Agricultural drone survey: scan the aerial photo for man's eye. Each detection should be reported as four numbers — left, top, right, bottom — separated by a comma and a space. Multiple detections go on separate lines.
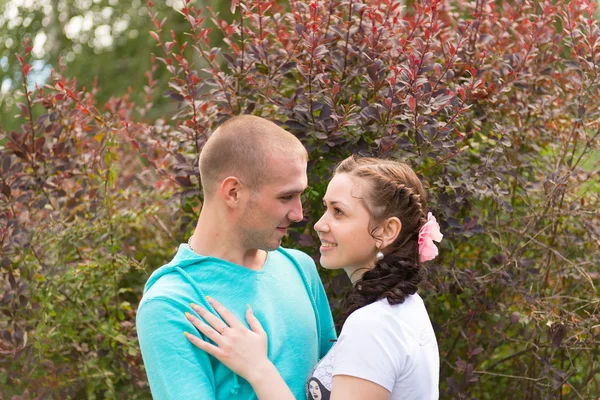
281, 196, 293, 201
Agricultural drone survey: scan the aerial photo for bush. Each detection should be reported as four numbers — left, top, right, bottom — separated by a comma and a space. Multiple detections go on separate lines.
1, 0, 599, 398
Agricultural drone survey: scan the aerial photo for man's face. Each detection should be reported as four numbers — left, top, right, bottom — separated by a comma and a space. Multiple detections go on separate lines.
238, 154, 307, 251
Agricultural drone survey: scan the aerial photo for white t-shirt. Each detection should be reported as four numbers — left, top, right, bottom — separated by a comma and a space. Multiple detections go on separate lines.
305, 293, 439, 400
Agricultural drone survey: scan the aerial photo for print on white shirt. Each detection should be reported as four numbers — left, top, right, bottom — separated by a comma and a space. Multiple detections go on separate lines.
306, 343, 337, 400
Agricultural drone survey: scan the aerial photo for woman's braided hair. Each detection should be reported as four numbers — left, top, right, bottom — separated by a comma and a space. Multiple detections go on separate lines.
335, 155, 429, 329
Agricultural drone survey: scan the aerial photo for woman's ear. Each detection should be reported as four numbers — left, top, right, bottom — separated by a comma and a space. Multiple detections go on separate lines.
380, 217, 402, 249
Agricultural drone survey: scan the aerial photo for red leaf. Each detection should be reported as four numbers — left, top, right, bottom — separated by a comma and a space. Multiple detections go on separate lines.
175, 176, 193, 187
35, 136, 45, 152
1, 183, 11, 199
2, 156, 11, 173
23, 64, 31, 76
408, 96, 417, 113
17, 102, 28, 115
332, 83, 340, 96
149, 31, 160, 42
230, 0, 239, 14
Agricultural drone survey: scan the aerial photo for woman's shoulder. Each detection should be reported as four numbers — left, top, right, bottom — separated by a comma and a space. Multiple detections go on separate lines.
342, 294, 428, 336
342, 298, 397, 331
333, 298, 420, 382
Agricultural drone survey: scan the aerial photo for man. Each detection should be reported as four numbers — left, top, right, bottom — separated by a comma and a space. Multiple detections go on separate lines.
136, 115, 336, 399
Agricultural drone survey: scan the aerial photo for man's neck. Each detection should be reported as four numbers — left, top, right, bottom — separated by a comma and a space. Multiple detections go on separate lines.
189, 208, 268, 271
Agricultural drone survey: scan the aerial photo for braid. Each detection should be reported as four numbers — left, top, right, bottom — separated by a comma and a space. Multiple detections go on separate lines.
393, 182, 427, 223
334, 156, 429, 330
337, 256, 423, 330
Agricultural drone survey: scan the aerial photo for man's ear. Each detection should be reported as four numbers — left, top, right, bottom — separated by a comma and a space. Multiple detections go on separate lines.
219, 176, 245, 208
379, 217, 402, 250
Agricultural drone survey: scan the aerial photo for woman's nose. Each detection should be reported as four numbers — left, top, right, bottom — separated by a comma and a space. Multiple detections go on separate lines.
314, 213, 329, 232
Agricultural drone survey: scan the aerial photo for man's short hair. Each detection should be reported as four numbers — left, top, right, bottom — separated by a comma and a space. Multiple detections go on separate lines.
199, 115, 308, 198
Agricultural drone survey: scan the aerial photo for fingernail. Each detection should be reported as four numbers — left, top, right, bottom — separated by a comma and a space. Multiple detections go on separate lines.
184, 332, 190, 338
185, 312, 193, 320
205, 295, 212, 302
247, 304, 251, 310
190, 302, 198, 310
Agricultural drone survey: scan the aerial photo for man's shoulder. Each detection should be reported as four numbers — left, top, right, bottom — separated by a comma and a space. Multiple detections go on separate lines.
275, 247, 324, 292
278, 246, 316, 268
138, 271, 194, 311
142, 270, 186, 293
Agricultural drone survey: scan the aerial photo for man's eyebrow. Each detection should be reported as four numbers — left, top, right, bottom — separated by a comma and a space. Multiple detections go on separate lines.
278, 188, 306, 197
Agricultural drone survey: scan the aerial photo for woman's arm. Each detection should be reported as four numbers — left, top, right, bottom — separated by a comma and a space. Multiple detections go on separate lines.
185, 298, 390, 400
184, 297, 295, 400
242, 361, 296, 400
331, 375, 390, 400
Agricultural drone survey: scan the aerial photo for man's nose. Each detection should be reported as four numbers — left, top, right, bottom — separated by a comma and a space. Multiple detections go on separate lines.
288, 196, 304, 222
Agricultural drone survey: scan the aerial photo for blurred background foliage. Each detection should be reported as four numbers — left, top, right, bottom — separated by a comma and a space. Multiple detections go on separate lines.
1, 0, 599, 399
0, 0, 236, 130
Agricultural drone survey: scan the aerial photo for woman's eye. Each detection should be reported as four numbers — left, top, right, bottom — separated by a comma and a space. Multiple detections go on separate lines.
334, 208, 343, 216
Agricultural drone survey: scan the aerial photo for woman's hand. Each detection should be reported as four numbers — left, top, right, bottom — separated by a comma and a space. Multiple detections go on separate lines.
184, 296, 272, 383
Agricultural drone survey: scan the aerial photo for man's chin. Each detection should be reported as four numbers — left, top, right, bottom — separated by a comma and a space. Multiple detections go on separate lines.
261, 240, 281, 252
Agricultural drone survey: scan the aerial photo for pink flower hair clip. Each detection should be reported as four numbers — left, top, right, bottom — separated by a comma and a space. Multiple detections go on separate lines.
418, 212, 443, 263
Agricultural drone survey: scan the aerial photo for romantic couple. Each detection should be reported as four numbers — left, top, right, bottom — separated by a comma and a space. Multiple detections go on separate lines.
136, 115, 442, 400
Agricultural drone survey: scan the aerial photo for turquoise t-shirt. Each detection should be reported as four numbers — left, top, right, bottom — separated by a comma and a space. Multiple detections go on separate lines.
136, 244, 336, 400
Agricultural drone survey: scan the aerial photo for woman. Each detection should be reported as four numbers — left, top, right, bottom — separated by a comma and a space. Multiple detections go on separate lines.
184, 156, 442, 399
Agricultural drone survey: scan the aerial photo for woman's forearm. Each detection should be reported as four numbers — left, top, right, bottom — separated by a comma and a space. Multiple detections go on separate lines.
247, 361, 296, 400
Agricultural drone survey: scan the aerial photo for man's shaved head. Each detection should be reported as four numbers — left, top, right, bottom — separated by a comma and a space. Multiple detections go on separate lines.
199, 115, 308, 198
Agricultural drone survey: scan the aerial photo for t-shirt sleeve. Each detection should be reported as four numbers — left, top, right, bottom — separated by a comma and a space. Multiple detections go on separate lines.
332, 307, 410, 392
313, 270, 337, 358
290, 249, 337, 357
136, 297, 216, 399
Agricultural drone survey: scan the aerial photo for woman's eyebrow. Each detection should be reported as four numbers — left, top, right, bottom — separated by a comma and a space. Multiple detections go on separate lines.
323, 199, 349, 208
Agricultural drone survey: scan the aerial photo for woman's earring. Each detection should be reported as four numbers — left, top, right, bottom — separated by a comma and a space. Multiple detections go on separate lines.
376, 251, 384, 261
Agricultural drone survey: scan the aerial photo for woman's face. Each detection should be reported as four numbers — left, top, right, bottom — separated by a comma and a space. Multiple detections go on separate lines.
308, 380, 322, 399
314, 173, 379, 281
